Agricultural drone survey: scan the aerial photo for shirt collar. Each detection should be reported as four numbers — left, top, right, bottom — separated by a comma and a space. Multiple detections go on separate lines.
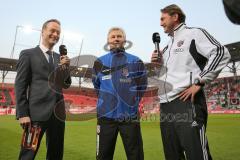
39, 43, 52, 54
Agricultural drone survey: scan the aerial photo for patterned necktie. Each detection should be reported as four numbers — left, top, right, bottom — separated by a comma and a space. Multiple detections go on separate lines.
46, 51, 55, 71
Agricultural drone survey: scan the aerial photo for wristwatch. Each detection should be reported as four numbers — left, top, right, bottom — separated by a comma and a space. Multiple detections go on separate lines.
194, 78, 205, 87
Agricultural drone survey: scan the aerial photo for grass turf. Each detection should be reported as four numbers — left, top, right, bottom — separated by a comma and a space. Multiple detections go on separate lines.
0, 114, 239, 160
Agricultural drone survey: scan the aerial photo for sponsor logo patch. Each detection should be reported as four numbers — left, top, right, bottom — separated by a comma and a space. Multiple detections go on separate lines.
174, 48, 184, 53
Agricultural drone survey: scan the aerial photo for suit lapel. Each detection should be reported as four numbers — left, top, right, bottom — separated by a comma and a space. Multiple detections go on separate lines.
36, 46, 50, 70
36, 46, 61, 71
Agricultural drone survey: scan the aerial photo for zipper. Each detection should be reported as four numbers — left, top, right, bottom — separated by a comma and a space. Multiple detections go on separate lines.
163, 37, 174, 102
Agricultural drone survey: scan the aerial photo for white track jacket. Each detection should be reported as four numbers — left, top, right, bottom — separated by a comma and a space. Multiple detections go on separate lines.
159, 23, 231, 103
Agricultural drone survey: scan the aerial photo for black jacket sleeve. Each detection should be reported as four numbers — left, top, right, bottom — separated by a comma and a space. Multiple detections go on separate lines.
15, 50, 31, 119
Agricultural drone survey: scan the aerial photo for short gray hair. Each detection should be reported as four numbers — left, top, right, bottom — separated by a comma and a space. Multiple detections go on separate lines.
107, 27, 126, 41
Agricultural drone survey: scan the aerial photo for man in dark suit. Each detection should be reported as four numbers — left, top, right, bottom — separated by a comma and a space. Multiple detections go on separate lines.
15, 19, 71, 160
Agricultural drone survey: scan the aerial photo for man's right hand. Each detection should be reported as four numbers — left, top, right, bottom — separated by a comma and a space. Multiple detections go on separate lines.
19, 116, 31, 129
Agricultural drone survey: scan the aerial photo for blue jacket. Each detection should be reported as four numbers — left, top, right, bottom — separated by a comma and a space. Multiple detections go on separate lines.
92, 51, 147, 120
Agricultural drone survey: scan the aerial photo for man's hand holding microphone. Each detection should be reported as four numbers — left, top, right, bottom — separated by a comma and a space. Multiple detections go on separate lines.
151, 32, 162, 67
59, 45, 70, 70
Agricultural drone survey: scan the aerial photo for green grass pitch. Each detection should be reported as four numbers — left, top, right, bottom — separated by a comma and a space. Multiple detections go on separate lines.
0, 114, 239, 160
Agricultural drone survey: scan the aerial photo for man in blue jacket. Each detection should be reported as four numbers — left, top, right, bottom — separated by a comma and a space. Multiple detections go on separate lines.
92, 27, 147, 160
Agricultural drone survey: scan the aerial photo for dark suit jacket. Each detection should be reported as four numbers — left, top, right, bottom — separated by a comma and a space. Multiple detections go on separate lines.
15, 46, 71, 121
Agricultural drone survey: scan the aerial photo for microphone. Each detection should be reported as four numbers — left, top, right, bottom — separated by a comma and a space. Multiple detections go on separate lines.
59, 45, 67, 56
59, 45, 68, 69
152, 32, 161, 60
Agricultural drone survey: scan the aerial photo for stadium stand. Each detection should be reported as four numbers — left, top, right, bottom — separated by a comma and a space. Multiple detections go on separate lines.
1, 75, 239, 116
0, 88, 13, 106
205, 76, 240, 113
0, 41, 239, 116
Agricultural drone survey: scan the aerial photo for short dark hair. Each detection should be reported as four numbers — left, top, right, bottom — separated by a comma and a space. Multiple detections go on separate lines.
161, 4, 186, 23
42, 19, 61, 30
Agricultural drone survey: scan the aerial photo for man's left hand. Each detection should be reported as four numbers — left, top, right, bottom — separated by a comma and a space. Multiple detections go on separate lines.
60, 55, 70, 70
179, 85, 201, 102
60, 55, 70, 66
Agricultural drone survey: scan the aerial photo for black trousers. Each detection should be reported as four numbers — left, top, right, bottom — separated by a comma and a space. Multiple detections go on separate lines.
160, 91, 212, 160
18, 113, 65, 160
96, 118, 144, 160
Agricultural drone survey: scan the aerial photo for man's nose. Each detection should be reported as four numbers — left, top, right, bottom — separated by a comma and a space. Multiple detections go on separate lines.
160, 21, 164, 26
114, 38, 119, 41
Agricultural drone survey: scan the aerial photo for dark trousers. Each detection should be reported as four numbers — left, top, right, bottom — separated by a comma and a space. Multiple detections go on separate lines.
160, 91, 212, 160
18, 113, 65, 160
96, 118, 144, 160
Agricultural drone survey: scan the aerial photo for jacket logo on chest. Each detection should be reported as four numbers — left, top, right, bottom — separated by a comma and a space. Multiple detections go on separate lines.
122, 67, 129, 77
174, 40, 185, 53
177, 40, 184, 47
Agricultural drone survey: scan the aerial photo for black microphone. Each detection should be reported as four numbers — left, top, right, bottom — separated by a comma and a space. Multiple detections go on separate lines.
59, 45, 67, 56
59, 45, 68, 69
152, 32, 161, 60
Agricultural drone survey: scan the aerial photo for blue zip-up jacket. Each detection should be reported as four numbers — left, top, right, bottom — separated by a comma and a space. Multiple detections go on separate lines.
92, 51, 147, 120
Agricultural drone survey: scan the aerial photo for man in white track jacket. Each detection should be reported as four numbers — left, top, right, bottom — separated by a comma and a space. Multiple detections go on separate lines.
151, 4, 231, 160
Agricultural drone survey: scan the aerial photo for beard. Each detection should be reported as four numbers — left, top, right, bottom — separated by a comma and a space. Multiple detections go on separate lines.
109, 43, 125, 53
111, 42, 123, 48
109, 41, 125, 48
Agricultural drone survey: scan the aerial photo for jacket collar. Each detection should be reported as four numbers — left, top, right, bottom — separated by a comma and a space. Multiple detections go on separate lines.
169, 23, 186, 37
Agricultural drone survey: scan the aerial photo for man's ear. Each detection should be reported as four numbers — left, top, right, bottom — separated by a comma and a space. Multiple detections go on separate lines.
173, 13, 179, 22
